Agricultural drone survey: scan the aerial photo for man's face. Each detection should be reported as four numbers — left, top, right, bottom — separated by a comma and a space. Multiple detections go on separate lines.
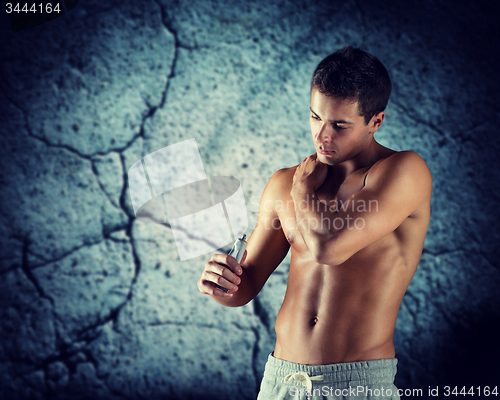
309, 89, 375, 166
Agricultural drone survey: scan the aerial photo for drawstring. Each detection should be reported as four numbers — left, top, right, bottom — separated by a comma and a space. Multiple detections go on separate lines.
284, 371, 324, 393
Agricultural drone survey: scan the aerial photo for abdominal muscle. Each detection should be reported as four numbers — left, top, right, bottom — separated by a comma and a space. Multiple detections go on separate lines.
273, 236, 410, 366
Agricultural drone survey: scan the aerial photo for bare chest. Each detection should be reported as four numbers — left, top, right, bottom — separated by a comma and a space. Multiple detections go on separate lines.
279, 169, 368, 249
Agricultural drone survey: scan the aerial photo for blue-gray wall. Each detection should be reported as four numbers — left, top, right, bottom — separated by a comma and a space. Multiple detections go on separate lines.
1, 0, 499, 399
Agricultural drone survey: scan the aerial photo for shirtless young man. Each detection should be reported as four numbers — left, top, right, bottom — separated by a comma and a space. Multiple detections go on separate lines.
198, 47, 432, 399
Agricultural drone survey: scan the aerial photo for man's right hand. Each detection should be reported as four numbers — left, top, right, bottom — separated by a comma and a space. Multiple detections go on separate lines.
197, 251, 246, 298
197, 169, 292, 306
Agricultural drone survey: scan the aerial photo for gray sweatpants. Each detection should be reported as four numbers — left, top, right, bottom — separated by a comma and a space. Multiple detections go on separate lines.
257, 353, 400, 400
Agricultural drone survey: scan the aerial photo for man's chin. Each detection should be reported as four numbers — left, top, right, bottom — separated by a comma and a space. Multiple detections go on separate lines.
317, 152, 337, 165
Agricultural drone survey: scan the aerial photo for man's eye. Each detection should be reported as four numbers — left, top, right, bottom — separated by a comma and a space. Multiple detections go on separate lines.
335, 123, 347, 130
311, 114, 320, 120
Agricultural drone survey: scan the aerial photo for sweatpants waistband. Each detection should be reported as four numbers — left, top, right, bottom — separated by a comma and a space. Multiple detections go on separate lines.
263, 353, 398, 388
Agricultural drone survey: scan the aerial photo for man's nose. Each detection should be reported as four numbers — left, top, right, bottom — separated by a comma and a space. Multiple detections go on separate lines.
315, 123, 333, 143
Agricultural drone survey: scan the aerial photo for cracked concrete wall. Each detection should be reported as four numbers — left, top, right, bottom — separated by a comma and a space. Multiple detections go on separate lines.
1, 0, 499, 399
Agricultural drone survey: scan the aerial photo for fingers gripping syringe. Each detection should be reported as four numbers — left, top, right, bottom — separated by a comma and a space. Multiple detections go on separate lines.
214, 234, 247, 293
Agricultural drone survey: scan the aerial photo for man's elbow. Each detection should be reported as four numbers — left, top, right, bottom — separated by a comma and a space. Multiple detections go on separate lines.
313, 249, 348, 266
212, 291, 255, 308
308, 234, 348, 266
212, 276, 258, 308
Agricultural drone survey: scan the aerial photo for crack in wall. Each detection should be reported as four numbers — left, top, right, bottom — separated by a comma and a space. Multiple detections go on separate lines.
153, 0, 211, 51
4, 236, 102, 273
147, 319, 248, 332
135, 0, 181, 141
0, 60, 159, 162
0, 85, 94, 160
19, 238, 55, 307
14, 320, 103, 380
252, 296, 271, 332
90, 156, 129, 209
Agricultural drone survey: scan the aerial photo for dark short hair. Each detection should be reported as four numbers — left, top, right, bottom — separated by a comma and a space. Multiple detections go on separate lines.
311, 46, 392, 125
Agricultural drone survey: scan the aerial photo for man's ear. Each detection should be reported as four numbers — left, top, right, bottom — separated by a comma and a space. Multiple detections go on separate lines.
369, 111, 385, 134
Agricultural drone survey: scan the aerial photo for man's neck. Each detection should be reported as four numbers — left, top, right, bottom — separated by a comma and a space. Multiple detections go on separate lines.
327, 139, 383, 182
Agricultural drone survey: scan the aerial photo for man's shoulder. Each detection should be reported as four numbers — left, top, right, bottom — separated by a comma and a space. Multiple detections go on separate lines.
268, 165, 296, 186
371, 150, 431, 177
368, 150, 433, 200
260, 166, 295, 204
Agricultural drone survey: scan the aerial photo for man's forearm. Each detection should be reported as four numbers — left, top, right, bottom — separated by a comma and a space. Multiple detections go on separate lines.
210, 268, 256, 308
291, 184, 336, 259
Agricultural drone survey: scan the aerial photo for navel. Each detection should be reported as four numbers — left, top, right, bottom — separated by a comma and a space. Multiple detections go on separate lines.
310, 316, 319, 326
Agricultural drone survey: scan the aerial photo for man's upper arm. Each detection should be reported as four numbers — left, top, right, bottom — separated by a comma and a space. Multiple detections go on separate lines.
317, 151, 432, 265
243, 169, 290, 296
